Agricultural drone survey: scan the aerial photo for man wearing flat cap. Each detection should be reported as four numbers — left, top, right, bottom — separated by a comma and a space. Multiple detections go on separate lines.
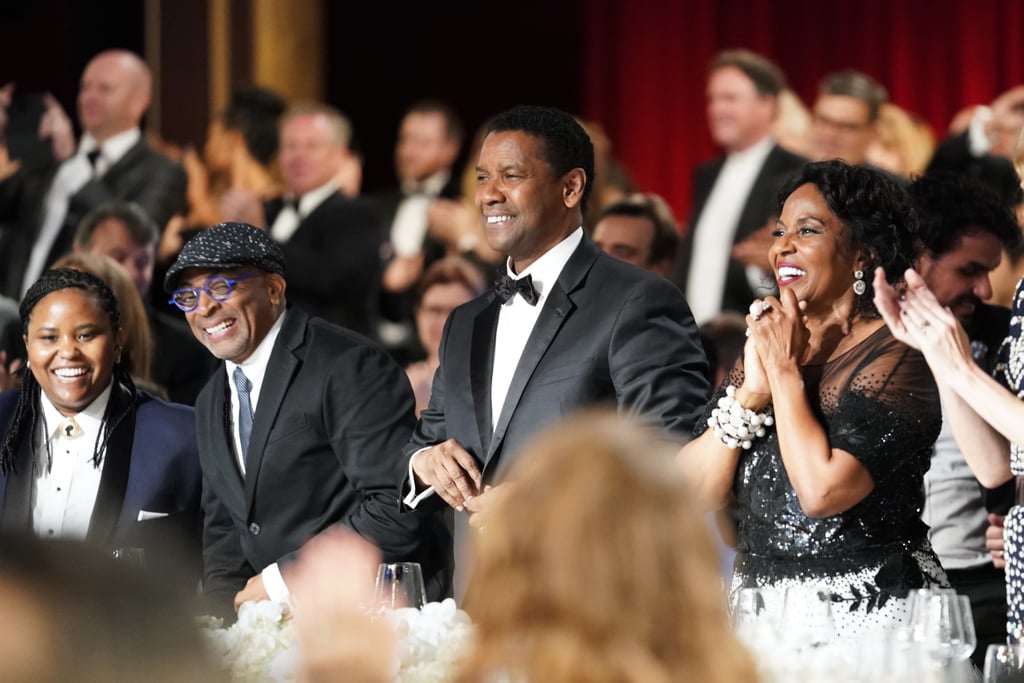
165, 221, 449, 615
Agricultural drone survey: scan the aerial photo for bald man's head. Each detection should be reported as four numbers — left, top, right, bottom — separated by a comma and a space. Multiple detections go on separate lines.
78, 50, 152, 143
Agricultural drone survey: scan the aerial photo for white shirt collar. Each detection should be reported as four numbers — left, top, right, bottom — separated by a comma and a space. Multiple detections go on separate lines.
725, 135, 775, 165
504, 226, 583, 303
79, 128, 141, 166
225, 308, 288, 391
39, 381, 114, 442
288, 179, 339, 218
401, 169, 450, 197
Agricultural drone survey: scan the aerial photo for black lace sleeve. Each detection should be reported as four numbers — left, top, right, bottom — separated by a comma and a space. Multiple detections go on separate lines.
824, 330, 942, 484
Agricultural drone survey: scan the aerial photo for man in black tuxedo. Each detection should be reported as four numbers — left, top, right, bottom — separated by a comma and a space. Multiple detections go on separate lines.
375, 100, 466, 362
165, 222, 447, 615
400, 105, 710, 593
0, 50, 186, 299
262, 103, 383, 339
672, 49, 806, 325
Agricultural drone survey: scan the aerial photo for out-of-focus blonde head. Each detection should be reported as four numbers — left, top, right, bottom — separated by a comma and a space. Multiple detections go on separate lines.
866, 103, 935, 177
457, 410, 757, 683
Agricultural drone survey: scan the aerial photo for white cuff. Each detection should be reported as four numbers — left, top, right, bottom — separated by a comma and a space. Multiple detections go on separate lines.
261, 562, 291, 606
402, 447, 437, 508
967, 105, 994, 157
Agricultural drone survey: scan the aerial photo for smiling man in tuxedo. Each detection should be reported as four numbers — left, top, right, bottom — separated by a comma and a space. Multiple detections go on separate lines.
401, 105, 710, 594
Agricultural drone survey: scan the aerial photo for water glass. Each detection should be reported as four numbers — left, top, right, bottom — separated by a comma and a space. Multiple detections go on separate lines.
374, 562, 426, 611
984, 643, 1024, 682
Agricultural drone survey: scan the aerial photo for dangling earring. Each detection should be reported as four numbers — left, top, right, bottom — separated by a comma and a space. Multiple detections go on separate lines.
853, 269, 866, 296
114, 348, 122, 364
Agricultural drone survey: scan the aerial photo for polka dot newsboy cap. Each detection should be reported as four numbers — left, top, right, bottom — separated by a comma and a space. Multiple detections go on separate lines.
164, 222, 286, 292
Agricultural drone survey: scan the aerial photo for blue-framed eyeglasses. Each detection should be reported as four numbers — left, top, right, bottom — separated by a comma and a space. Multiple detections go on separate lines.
168, 271, 257, 312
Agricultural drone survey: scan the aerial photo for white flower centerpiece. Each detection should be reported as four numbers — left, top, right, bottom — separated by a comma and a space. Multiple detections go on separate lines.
200, 598, 474, 683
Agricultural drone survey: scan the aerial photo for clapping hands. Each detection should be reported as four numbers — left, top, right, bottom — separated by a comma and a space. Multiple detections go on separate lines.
873, 267, 974, 374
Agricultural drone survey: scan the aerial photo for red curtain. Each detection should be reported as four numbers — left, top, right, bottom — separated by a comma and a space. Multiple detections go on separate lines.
583, 0, 1024, 227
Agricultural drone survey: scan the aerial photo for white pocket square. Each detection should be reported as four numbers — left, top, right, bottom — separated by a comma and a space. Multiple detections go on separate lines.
137, 510, 169, 521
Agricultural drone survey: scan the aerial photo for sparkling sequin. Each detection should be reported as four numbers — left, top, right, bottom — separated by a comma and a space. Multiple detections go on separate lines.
993, 278, 1024, 640
697, 325, 947, 636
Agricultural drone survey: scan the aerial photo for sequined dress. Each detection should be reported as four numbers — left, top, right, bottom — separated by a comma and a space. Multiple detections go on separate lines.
994, 278, 1024, 641
698, 325, 947, 638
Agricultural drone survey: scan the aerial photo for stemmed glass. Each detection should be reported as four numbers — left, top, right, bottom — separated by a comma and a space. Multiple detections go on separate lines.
984, 643, 1024, 682
914, 590, 975, 663
373, 562, 426, 612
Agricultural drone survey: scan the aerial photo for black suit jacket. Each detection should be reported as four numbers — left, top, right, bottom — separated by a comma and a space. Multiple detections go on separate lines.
264, 191, 384, 339
672, 143, 807, 316
197, 308, 449, 612
0, 383, 203, 589
403, 236, 710, 592
0, 137, 186, 298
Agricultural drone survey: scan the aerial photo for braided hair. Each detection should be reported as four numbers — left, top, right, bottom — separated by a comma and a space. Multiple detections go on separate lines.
0, 268, 136, 474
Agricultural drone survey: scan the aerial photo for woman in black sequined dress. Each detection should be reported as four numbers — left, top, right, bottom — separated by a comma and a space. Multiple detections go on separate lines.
680, 160, 948, 638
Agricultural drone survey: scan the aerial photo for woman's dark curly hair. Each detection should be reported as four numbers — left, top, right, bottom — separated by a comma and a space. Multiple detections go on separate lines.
777, 160, 918, 319
0, 268, 134, 474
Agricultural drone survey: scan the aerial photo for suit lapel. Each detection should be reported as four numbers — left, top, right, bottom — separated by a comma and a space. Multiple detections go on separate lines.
86, 382, 136, 546
242, 310, 304, 507
486, 238, 598, 464
0, 434, 34, 533
204, 365, 244, 491
470, 295, 500, 458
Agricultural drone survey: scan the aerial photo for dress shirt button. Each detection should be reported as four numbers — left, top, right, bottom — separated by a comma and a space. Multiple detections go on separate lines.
249, 522, 261, 535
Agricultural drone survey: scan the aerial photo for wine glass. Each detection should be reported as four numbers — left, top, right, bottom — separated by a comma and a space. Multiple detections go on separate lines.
918, 590, 974, 662
779, 584, 836, 649
984, 643, 1024, 682
956, 595, 978, 662
374, 562, 426, 612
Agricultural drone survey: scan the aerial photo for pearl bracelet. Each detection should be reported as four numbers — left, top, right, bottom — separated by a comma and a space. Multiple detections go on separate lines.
707, 385, 774, 450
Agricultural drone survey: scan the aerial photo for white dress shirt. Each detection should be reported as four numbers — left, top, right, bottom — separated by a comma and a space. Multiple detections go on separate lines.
223, 308, 288, 604
32, 383, 114, 540
22, 129, 141, 295
685, 135, 774, 325
269, 179, 338, 244
390, 170, 451, 257
404, 227, 584, 507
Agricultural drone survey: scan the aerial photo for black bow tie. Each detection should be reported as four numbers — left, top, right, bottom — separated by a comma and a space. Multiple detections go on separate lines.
494, 272, 539, 305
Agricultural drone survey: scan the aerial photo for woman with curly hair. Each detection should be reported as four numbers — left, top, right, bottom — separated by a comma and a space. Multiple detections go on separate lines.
679, 160, 948, 637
